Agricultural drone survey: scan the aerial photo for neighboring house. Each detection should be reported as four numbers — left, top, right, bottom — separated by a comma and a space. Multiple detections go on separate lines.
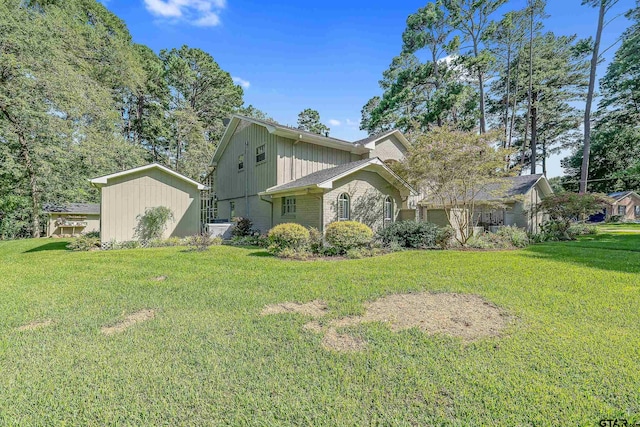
90, 164, 205, 242
43, 203, 100, 237
605, 191, 640, 221
209, 115, 416, 233
420, 174, 554, 234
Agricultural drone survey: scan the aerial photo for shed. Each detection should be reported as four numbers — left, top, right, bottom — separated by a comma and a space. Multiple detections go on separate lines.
90, 164, 205, 242
43, 203, 100, 237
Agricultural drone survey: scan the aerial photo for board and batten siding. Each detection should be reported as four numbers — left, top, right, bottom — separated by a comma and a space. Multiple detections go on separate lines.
100, 169, 200, 242
276, 139, 356, 185
215, 122, 278, 201
323, 170, 403, 231
368, 135, 407, 162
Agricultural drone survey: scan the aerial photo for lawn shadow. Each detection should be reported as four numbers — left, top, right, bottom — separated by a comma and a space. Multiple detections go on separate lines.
246, 250, 273, 258
522, 234, 640, 274
24, 241, 70, 253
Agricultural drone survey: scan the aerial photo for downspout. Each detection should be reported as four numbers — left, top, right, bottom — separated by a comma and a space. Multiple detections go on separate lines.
260, 195, 273, 229
245, 141, 249, 219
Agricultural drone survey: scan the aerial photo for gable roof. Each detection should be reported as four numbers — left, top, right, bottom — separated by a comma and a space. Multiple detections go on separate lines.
43, 203, 100, 215
212, 115, 371, 164
421, 174, 553, 205
353, 129, 412, 151
259, 157, 416, 196
90, 163, 206, 190
608, 191, 639, 201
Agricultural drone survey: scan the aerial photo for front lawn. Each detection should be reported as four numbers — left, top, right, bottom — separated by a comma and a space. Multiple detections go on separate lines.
0, 233, 638, 425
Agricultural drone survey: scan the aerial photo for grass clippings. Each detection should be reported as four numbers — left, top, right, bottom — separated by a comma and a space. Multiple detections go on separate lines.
261, 300, 328, 317
17, 319, 53, 331
101, 309, 156, 335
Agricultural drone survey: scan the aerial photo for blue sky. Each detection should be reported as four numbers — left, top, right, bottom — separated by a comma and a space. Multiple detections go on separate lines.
103, 0, 634, 177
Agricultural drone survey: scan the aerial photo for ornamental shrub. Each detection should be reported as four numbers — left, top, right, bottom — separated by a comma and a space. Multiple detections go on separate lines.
325, 221, 373, 253
66, 235, 101, 251
495, 225, 529, 248
567, 223, 597, 238
133, 206, 174, 241
232, 217, 254, 237
267, 223, 310, 254
377, 220, 439, 249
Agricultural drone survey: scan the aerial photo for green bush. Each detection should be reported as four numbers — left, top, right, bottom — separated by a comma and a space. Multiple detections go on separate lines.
325, 221, 373, 253
231, 217, 254, 237
66, 235, 101, 251
84, 231, 100, 238
377, 221, 439, 249
277, 247, 312, 260
436, 226, 455, 249
228, 235, 269, 247
133, 206, 174, 241
495, 225, 529, 248
308, 227, 323, 254
567, 223, 598, 237
185, 234, 223, 251
267, 223, 310, 254
466, 234, 495, 249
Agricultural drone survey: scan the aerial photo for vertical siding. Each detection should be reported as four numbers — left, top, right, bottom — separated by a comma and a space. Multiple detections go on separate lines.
100, 169, 200, 242
276, 139, 354, 185
322, 171, 402, 232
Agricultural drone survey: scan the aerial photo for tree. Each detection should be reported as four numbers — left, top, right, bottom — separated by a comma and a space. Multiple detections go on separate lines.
397, 127, 514, 244
237, 105, 274, 122
563, 6, 640, 193
297, 108, 330, 135
579, 0, 621, 193
444, 0, 507, 134
536, 192, 612, 239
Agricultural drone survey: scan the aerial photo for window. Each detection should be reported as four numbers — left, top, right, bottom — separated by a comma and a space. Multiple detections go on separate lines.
337, 193, 350, 221
618, 205, 627, 216
384, 196, 393, 222
230, 201, 235, 218
282, 196, 296, 215
238, 154, 244, 171
256, 144, 265, 163
635, 205, 640, 217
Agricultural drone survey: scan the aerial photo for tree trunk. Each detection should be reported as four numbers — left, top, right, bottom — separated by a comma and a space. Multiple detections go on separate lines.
542, 138, 547, 176
478, 68, 487, 134
530, 91, 538, 174
522, 0, 535, 168
580, 0, 606, 193
504, 44, 512, 147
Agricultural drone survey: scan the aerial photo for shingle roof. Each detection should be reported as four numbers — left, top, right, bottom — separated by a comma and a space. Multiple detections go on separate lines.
475, 174, 543, 201
43, 203, 100, 214
352, 129, 397, 146
265, 158, 374, 193
608, 191, 634, 200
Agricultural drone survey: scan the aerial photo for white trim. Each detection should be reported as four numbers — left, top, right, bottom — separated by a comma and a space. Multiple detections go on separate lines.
612, 191, 640, 202
90, 163, 205, 190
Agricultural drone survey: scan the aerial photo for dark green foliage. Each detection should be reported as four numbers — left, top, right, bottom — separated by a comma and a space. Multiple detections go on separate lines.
297, 108, 330, 136
377, 221, 440, 249
536, 193, 611, 239
231, 218, 254, 237
133, 206, 174, 241
66, 235, 101, 251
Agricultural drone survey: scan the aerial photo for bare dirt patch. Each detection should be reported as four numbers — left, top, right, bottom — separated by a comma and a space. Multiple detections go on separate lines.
321, 292, 509, 352
261, 300, 328, 317
152, 276, 168, 281
101, 309, 156, 335
321, 328, 367, 352
302, 320, 324, 333
17, 319, 53, 331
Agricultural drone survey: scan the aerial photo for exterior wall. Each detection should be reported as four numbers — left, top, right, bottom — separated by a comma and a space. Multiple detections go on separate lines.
368, 135, 407, 162
48, 213, 100, 236
322, 170, 403, 231
276, 138, 355, 185
100, 169, 200, 242
214, 122, 278, 202
609, 194, 640, 220
272, 194, 322, 230
215, 195, 273, 233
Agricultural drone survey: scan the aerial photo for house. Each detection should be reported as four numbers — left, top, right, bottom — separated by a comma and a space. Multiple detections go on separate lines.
90, 164, 205, 242
208, 115, 417, 233
419, 174, 554, 234
605, 191, 640, 221
43, 203, 100, 237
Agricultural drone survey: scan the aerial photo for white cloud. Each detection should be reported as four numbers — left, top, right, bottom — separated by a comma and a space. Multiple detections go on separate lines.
143, 0, 226, 27
232, 77, 250, 88
346, 118, 359, 127
328, 119, 341, 127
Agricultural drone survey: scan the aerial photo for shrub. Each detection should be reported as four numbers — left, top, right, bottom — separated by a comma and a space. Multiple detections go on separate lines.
435, 226, 455, 249
325, 221, 373, 253
134, 206, 174, 241
308, 227, 323, 254
228, 234, 269, 247
377, 221, 439, 249
466, 234, 495, 249
84, 231, 100, 238
185, 234, 223, 251
606, 215, 622, 223
567, 223, 598, 237
66, 235, 101, 251
277, 248, 313, 260
232, 217, 254, 237
267, 223, 310, 254
345, 247, 388, 259
495, 226, 529, 248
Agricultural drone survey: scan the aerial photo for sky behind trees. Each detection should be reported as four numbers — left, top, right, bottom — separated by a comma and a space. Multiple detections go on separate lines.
102, 0, 631, 176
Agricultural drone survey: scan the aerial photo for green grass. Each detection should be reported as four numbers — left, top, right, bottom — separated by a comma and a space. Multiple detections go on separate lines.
0, 233, 639, 426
